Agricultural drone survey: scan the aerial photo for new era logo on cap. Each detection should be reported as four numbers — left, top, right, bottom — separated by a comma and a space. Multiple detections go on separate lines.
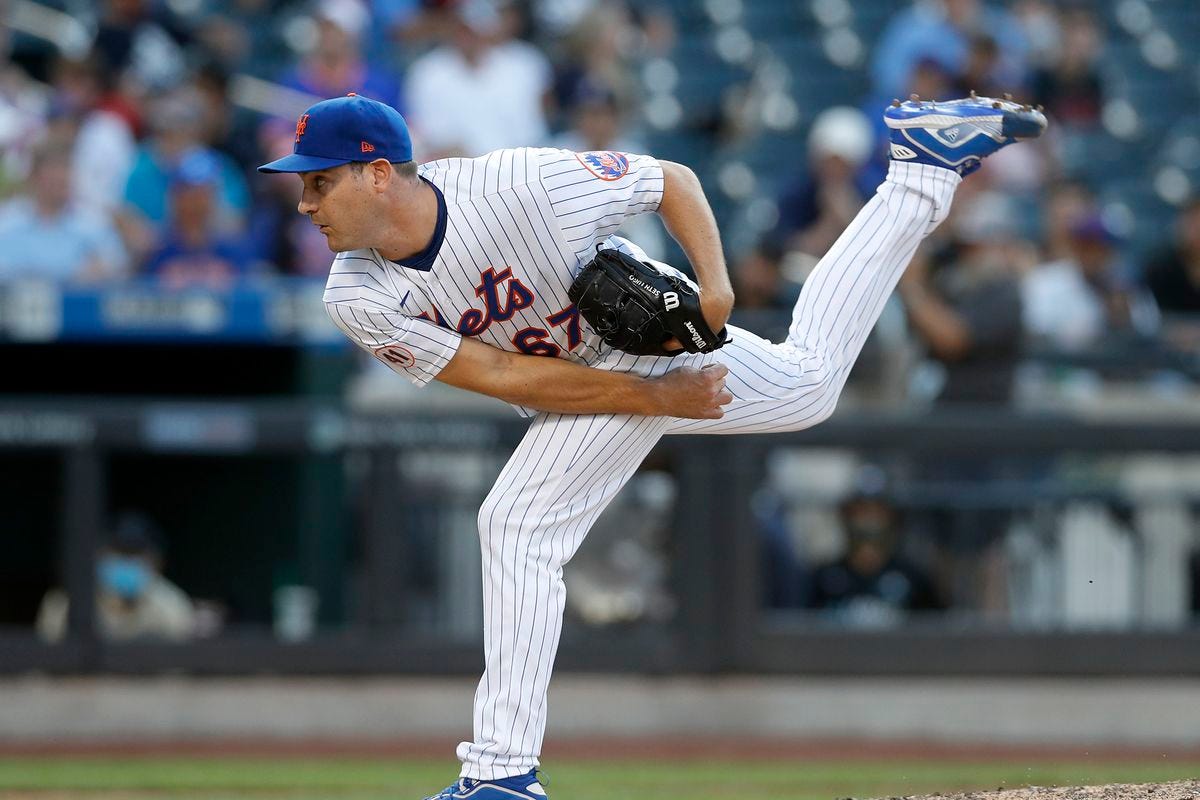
257, 93, 413, 174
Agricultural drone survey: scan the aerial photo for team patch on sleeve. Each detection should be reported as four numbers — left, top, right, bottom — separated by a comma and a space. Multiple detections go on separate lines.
575, 151, 630, 181
373, 344, 416, 369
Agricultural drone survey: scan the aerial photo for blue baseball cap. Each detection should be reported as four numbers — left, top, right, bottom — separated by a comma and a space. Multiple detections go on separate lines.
257, 93, 413, 174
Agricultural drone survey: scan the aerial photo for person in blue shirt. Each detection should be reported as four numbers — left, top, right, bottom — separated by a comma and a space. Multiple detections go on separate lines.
871, 0, 1029, 102
142, 148, 250, 290
122, 85, 250, 233
0, 135, 128, 283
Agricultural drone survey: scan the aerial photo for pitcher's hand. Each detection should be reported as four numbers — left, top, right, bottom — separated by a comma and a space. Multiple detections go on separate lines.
648, 363, 732, 419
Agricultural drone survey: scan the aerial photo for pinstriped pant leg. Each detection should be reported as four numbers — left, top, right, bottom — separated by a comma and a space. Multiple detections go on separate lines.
668, 161, 960, 436
455, 161, 961, 777
457, 411, 674, 780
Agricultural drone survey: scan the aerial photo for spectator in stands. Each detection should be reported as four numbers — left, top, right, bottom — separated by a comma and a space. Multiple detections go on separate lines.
93, 0, 192, 91
193, 60, 260, 176
552, 80, 665, 259
899, 192, 1027, 405
903, 198, 1031, 595
1143, 197, 1200, 314
548, 4, 640, 132
727, 240, 802, 344
47, 53, 139, 214
194, 0, 290, 74
951, 34, 1004, 98
807, 465, 942, 626
862, 58, 956, 190
906, 57, 956, 103
553, 80, 639, 154
0, 27, 51, 192
404, 0, 552, 158
142, 148, 251, 290
1029, 6, 1105, 129
1040, 180, 1095, 263
730, 239, 801, 313
1139, 197, 1200, 355
369, 0, 447, 51
123, 85, 250, 238
1012, 0, 1062, 69
0, 135, 128, 284
36, 511, 195, 643
277, 0, 402, 111
1023, 212, 1158, 350
871, 0, 1028, 103
774, 106, 875, 259
530, 0, 674, 58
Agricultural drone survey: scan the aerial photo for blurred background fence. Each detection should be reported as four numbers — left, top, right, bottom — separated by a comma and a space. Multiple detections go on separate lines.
2, 0, 1200, 682
4, 394, 1200, 676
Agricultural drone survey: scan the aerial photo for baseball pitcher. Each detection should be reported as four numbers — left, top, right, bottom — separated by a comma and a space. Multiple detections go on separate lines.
258, 90, 1046, 799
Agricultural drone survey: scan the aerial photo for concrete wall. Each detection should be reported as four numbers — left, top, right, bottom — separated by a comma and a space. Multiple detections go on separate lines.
3, 676, 1199, 747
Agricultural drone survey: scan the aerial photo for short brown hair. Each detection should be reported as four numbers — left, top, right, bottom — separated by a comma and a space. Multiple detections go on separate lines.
350, 160, 417, 180
394, 160, 418, 181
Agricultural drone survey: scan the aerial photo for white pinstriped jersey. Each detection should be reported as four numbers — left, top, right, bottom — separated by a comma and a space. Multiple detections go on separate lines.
323, 147, 664, 396
316, 137, 967, 781
449, 160, 962, 780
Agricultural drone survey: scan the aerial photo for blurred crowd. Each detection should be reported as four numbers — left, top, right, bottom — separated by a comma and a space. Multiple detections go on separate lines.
9, 0, 1199, 641
0, 0, 1196, 402
0, 0, 676, 288
725, 0, 1200, 406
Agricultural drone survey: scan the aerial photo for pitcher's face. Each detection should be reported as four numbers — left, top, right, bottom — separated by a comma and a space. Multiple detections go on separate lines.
296, 164, 374, 252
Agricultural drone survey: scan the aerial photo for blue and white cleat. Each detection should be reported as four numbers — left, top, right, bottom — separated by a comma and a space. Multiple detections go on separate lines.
423, 769, 548, 800
884, 92, 1048, 176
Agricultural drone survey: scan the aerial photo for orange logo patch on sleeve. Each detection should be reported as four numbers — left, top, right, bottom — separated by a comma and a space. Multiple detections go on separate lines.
576, 151, 630, 181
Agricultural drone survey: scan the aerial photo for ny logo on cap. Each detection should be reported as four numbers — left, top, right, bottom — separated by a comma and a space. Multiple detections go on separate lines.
295, 113, 309, 142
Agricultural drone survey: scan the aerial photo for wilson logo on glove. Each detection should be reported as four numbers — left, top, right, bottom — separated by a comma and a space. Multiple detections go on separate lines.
683, 322, 707, 350
568, 247, 730, 357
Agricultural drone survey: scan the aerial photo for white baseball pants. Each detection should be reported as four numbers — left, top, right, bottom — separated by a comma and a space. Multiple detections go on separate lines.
458, 162, 960, 778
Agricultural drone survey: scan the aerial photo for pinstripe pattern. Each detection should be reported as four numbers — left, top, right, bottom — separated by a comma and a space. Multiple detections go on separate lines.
317, 148, 960, 780
666, 161, 958, 435
457, 411, 673, 778
322, 147, 664, 403
456, 162, 958, 781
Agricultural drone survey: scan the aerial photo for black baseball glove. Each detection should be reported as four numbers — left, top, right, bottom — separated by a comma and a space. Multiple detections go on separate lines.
568, 247, 731, 357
